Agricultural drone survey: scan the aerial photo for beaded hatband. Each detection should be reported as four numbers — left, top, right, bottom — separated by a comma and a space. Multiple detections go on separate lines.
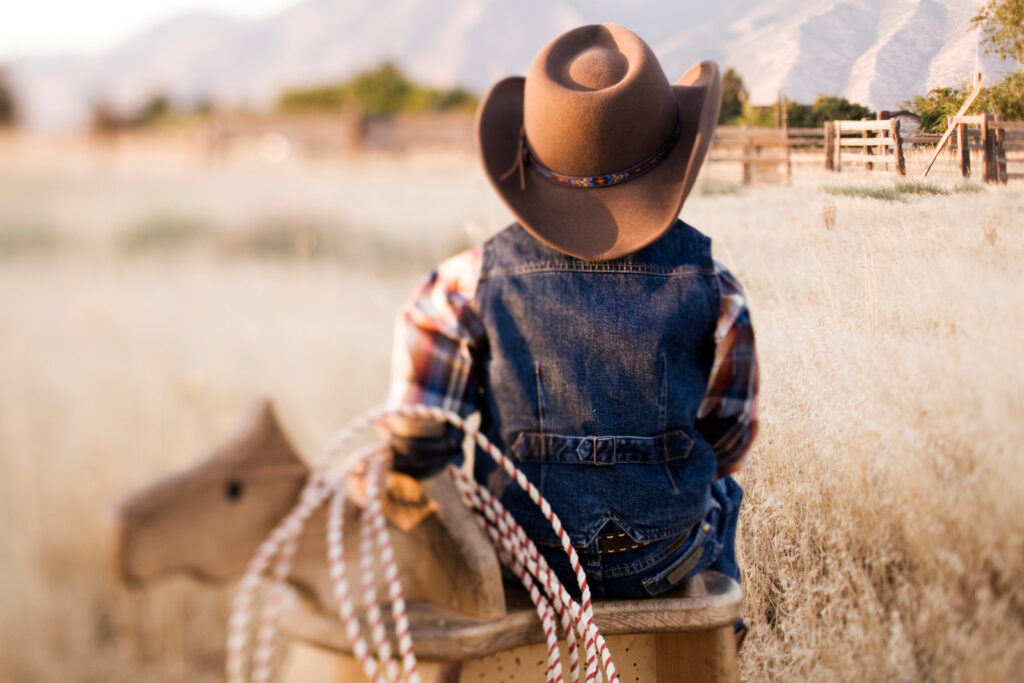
525, 114, 681, 189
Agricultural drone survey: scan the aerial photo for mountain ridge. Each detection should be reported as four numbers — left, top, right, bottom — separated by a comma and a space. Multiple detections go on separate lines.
9, 0, 1007, 131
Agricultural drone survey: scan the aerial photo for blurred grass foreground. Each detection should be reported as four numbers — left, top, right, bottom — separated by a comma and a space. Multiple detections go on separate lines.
0, 127, 1023, 682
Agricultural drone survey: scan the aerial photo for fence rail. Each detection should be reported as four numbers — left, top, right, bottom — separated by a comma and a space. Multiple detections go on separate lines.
947, 113, 1021, 182
902, 134, 942, 146
695, 114, 1022, 184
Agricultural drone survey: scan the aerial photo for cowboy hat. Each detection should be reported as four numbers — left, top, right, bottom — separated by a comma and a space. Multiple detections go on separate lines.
477, 24, 721, 261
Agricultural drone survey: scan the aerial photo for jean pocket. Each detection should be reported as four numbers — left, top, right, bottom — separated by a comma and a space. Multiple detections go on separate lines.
640, 504, 722, 597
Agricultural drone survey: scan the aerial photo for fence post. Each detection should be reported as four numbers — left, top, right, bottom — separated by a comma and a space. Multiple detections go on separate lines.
862, 125, 872, 171
956, 120, 970, 177
781, 96, 792, 186
980, 113, 992, 183
824, 121, 835, 171
890, 118, 906, 176
993, 114, 1007, 183
833, 121, 842, 172
741, 126, 753, 185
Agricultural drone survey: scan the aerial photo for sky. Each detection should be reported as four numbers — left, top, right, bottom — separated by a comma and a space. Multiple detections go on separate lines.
0, 0, 298, 61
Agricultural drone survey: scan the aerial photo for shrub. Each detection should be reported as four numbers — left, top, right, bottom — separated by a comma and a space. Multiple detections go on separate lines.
118, 216, 211, 254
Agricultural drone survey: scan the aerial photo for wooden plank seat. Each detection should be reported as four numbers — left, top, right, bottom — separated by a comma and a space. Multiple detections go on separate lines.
115, 400, 743, 682
280, 571, 742, 661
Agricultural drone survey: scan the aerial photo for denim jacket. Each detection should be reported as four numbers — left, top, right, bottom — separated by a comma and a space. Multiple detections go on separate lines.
473, 221, 720, 548
389, 219, 758, 555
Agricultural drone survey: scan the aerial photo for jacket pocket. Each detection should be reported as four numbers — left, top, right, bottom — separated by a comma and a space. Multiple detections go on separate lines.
640, 499, 722, 596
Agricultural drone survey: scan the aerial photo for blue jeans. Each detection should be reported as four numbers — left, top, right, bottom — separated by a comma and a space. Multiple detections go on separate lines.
534, 477, 742, 600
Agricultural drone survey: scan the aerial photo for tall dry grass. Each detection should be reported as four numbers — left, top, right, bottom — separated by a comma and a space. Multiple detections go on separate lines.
0, 137, 1021, 681
684, 180, 1024, 680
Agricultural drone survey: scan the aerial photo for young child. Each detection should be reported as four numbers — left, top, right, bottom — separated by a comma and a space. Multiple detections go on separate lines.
387, 24, 757, 613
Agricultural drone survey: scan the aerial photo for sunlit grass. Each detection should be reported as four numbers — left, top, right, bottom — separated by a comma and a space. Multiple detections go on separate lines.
0, 223, 60, 257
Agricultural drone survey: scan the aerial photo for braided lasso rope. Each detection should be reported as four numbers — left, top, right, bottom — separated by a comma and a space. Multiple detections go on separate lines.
226, 403, 620, 683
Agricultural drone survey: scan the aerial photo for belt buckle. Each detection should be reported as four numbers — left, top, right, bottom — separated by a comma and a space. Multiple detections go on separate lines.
592, 436, 616, 466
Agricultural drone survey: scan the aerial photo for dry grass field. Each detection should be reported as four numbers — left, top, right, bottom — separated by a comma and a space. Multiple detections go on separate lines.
1, 135, 1022, 682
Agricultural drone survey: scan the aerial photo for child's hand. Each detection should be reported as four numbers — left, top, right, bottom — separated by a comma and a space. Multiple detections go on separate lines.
388, 420, 463, 479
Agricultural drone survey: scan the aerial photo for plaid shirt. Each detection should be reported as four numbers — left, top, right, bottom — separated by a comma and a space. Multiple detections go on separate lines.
389, 247, 758, 477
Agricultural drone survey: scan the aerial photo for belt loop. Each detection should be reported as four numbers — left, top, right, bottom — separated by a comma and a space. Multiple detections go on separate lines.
593, 436, 616, 466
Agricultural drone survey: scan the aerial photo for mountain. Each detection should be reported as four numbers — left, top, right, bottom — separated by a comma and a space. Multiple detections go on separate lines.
8, 0, 1008, 131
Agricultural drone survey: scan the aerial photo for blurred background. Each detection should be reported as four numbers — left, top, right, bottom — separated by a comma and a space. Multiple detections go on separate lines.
2, 1, 1023, 681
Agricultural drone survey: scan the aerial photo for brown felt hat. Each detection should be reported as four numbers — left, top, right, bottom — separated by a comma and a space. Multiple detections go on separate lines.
477, 24, 722, 261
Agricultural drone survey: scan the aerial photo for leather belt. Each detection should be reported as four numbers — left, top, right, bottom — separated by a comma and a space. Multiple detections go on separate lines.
596, 523, 708, 556
596, 531, 649, 555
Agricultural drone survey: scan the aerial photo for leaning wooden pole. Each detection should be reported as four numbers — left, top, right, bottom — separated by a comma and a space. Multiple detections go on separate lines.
922, 77, 984, 177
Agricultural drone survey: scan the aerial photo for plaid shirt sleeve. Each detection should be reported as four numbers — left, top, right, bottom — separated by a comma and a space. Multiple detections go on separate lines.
388, 247, 485, 419
696, 261, 759, 477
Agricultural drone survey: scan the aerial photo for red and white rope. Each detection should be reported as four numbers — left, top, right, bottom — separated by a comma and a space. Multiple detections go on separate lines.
359, 452, 392, 680
447, 464, 580, 683
226, 404, 619, 683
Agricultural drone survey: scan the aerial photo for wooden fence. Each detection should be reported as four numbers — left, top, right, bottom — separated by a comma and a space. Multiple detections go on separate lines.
709, 127, 791, 185
195, 110, 1019, 184
787, 127, 828, 151
707, 120, 915, 183
941, 114, 1024, 183
958, 116, 1024, 183
950, 114, 989, 180
825, 119, 906, 175
994, 119, 1024, 182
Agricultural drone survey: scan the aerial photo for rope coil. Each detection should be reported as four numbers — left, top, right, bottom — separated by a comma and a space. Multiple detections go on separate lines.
226, 404, 619, 683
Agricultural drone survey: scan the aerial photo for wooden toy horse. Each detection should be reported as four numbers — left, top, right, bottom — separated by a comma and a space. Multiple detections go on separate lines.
115, 400, 742, 682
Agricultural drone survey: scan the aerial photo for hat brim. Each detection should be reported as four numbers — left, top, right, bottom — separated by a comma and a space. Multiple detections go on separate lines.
477, 61, 721, 261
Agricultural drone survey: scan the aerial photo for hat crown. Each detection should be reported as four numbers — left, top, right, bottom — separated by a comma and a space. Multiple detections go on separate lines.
566, 47, 628, 91
523, 24, 677, 178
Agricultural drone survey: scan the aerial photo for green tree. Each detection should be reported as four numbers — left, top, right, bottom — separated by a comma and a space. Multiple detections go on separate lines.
138, 93, 170, 124
807, 94, 872, 123
982, 71, 1024, 119
718, 68, 746, 124
902, 2, 1024, 130
902, 73, 1024, 132
0, 66, 17, 126
732, 93, 871, 128
278, 63, 478, 118
971, 0, 1024, 66
902, 86, 964, 133
735, 101, 776, 127
432, 87, 476, 112
785, 101, 814, 128
279, 84, 349, 111
348, 62, 413, 117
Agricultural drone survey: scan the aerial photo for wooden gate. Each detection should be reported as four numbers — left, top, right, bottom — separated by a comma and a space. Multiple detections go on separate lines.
827, 119, 906, 175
